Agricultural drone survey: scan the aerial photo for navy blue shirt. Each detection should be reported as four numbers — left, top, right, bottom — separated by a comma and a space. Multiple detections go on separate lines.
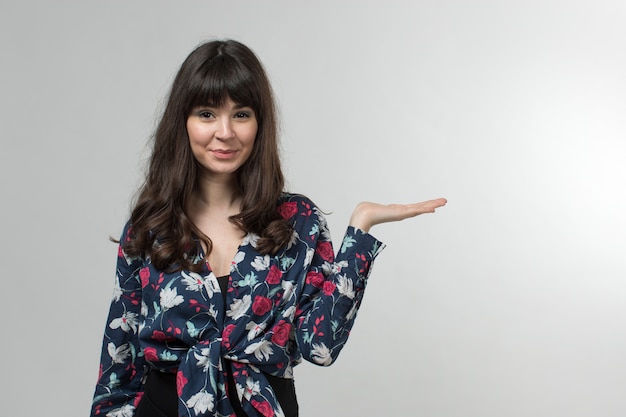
91, 194, 385, 417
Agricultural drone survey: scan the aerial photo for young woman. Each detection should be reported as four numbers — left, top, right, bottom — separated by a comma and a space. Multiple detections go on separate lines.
90, 39, 446, 417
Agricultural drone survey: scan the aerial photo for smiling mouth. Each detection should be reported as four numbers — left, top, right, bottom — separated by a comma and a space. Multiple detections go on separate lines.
211, 149, 238, 158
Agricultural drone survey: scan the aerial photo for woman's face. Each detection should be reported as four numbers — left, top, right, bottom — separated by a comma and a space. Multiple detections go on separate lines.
186, 96, 258, 179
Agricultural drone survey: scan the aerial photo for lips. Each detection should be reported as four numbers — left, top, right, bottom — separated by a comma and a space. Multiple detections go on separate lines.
211, 149, 238, 159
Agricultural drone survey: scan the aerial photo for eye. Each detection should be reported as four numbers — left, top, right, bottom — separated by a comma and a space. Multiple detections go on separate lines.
234, 111, 253, 119
198, 110, 215, 119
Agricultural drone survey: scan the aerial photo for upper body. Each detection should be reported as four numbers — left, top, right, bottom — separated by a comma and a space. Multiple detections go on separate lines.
92, 193, 384, 417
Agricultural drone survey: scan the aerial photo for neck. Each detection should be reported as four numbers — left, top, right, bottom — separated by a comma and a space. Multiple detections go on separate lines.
193, 172, 241, 213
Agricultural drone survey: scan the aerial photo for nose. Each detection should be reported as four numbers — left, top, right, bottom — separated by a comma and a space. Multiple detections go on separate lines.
215, 117, 235, 140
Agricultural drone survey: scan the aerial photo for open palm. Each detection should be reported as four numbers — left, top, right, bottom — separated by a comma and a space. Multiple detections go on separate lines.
349, 198, 447, 232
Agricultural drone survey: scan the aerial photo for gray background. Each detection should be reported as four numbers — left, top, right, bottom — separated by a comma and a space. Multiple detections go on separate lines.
1, 1, 625, 416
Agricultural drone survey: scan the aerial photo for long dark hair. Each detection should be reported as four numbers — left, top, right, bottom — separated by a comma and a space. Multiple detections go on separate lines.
123, 39, 292, 272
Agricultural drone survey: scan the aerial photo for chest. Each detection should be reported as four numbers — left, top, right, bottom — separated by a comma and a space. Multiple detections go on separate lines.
199, 218, 247, 277
138, 238, 303, 321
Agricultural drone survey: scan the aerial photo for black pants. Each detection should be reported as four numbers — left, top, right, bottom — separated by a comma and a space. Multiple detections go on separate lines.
134, 371, 177, 417
135, 368, 298, 417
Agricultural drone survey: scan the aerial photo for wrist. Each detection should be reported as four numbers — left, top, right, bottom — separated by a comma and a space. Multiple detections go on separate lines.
349, 204, 372, 233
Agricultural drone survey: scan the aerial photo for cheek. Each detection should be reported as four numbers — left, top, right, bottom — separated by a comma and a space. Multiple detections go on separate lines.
246, 125, 259, 145
187, 125, 210, 149
186, 124, 199, 142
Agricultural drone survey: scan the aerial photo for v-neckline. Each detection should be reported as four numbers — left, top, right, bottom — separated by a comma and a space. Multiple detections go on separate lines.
199, 232, 250, 277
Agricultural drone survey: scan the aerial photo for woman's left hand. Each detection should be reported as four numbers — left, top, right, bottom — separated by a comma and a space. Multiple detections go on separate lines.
349, 198, 447, 232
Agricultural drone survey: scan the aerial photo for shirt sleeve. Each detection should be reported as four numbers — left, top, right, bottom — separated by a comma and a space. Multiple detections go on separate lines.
90, 223, 147, 416
292, 202, 385, 367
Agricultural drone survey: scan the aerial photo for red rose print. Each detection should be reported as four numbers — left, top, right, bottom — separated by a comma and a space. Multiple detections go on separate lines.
222, 324, 237, 348
306, 271, 325, 288
316, 241, 334, 262
323, 281, 336, 296
143, 347, 158, 362
151, 330, 169, 341
271, 320, 291, 346
278, 201, 298, 219
266, 265, 283, 285
139, 267, 150, 288
251, 399, 275, 417
176, 370, 188, 396
252, 296, 273, 316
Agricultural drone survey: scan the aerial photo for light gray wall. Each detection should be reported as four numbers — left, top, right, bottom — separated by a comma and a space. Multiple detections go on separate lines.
1, 1, 625, 416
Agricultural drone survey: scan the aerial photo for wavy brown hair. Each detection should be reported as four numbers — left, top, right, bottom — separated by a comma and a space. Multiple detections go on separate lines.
123, 39, 292, 272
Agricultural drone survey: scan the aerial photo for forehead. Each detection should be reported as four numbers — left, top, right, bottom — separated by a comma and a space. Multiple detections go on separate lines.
190, 86, 255, 110
194, 96, 252, 110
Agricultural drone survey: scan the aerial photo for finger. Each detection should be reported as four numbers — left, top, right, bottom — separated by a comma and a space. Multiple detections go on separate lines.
402, 199, 447, 217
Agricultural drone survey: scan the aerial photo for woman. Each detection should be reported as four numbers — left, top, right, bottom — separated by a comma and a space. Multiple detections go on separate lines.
90, 39, 446, 417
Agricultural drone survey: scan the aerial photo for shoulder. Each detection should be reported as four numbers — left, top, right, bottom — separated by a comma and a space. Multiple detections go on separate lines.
277, 193, 321, 220
119, 220, 134, 241
116, 220, 146, 267
278, 192, 316, 206
278, 193, 330, 240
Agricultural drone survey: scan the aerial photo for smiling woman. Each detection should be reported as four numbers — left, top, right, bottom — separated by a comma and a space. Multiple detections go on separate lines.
89, 39, 446, 417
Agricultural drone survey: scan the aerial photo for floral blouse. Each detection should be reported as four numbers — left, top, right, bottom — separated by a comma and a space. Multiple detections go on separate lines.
91, 194, 385, 417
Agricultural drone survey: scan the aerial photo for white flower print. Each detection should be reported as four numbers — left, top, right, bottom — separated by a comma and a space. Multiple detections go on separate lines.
160, 287, 184, 310
285, 230, 297, 249
244, 340, 274, 361
281, 305, 296, 320
112, 275, 122, 302
346, 302, 359, 321
251, 255, 270, 271
303, 247, 315, 269
317, 212, 332, 241
186, 389, 215, 415
336, 275, 355, 299
107, 342, 131, 364
233, 250, 246, 266
322, 260, 347, 275
241, 232, 259, 248
181, 271, 206, 292
237, 377, 260, 401
227, 294, 251, 321
245, 320, 267, 341
193, 348, 211, 371
109, 311, 139, 333
141, 300, 148, 317
106, 404, 134, 417
310, 342, 332, 366
208, 303, 218, 320
281, 280, 295, 301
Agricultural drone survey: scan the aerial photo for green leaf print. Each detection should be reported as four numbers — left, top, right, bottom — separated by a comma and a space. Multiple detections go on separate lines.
237, 272, 258, 288
340, 236, 357, 254
280, 256, 295, 270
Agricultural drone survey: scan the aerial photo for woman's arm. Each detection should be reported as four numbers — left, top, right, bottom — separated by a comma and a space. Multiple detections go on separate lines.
293, 197, 446, 367
90, 223, 147, 417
